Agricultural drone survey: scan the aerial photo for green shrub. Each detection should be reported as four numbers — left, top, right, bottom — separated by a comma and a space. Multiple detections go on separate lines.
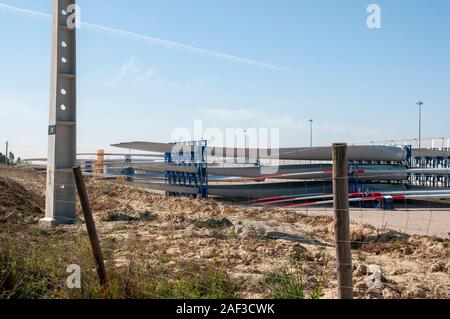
268, 267, 305, 299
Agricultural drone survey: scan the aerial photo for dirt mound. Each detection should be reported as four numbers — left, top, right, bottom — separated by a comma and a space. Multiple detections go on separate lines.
0, 167, 46, 196
0, 177, 44, 224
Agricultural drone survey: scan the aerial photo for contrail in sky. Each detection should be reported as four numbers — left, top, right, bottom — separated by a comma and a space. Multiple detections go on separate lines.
0, 2, 290, 72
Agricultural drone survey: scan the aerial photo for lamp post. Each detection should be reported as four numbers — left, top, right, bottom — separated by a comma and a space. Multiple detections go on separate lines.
244, 129, 248, 164
4, 141, 8, 165
416, 101, 424, 149
309, 119, 313, 148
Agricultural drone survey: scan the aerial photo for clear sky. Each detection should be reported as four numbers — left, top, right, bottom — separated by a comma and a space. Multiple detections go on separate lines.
0, 0, 449, 159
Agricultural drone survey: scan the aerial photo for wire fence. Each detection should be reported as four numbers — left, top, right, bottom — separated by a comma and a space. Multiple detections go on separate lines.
161, 164, 449, 299
101, 166, 448, 299
1, 162, 450, 299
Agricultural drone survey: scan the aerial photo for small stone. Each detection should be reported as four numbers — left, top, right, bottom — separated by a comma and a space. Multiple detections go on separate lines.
382, 288, 400, 299
235, 225, 244, 235
401, 246, 414, 255
355, 281, 367, 291
356, 264, 368, 276
389, 269, 407, 276
289, 243, 307, 255
256, 226, 267, 236
140, 211, 157, 222
430, 263, 443, 273
243, 257, 252, 266
405, 286, 427, 299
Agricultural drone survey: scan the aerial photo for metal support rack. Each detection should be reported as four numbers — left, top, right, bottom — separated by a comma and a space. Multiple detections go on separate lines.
348, 146, 413, 210
411, 151, 450, 188
164, 140, 208, 198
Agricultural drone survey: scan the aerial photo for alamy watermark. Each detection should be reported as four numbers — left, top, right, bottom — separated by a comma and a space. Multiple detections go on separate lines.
64, 4, 82, 29
170, 120, 281, 175
367, 4, 382, 29
66, 264, 81, 289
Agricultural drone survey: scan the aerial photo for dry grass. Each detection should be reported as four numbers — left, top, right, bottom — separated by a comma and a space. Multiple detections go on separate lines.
0, 223, 241, 299
0, 167, 449, 299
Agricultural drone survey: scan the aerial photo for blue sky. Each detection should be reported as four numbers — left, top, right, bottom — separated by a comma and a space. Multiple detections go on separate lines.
0, 0, 449, 158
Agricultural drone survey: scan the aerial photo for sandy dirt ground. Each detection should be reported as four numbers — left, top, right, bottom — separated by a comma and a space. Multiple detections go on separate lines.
1, 167, 449, 299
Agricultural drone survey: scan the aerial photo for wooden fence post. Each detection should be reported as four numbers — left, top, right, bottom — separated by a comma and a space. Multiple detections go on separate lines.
332, 143, 353, 299
73, 166, 108, 289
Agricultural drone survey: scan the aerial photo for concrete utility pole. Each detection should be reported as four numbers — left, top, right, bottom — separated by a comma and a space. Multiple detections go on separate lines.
416, 101, 424, 149
41, 0, 78, 226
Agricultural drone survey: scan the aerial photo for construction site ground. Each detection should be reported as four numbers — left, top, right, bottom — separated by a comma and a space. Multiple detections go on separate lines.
0, 167, 449, 299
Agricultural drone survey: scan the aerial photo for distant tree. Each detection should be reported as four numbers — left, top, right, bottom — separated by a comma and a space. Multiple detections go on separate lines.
0, 152, 20, 166
0, 152, 6, 165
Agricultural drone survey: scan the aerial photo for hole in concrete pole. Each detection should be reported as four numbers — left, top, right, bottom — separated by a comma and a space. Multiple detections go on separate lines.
61, 10, 67, 16
61, 57, 68, 63
61, 41, 68, 48
61, 104, 67, 111
61, 89, 67, 95
60, 184, 65, 189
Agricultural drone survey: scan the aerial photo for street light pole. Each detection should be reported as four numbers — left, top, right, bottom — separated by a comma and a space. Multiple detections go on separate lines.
5, 141, 8, 166
416, 102, 424, 149
309, 119, 313, 148
244, 129, 248, 164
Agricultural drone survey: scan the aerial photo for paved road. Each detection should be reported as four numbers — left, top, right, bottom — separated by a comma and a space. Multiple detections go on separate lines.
299, 208, 450, 239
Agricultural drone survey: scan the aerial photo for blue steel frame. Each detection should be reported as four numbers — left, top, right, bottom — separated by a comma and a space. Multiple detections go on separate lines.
165, 140, 208, 198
